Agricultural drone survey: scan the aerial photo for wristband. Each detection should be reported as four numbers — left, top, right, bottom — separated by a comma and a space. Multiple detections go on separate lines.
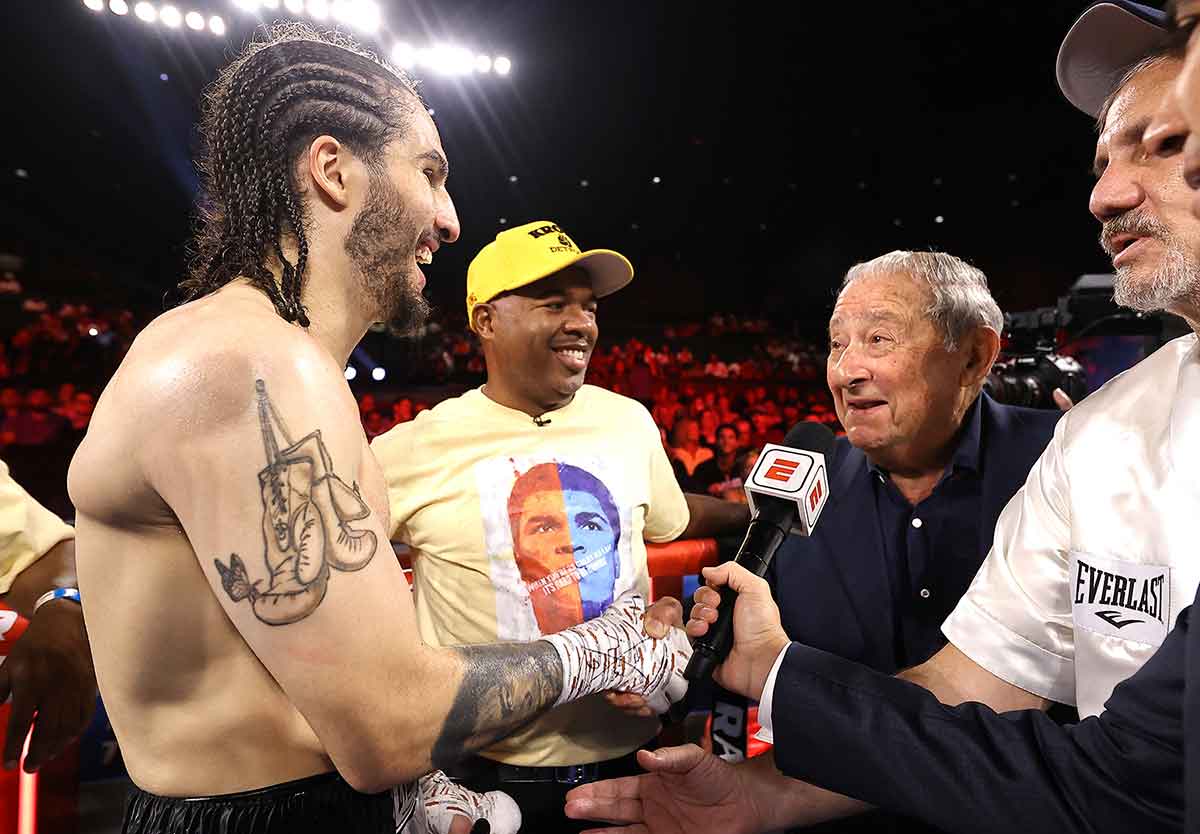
34, 588, 81, 613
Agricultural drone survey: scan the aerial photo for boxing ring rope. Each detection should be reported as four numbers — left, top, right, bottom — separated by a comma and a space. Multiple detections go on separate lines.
0, 606, 36, 834
17, 735, 35, 834
6, 539, 722, 831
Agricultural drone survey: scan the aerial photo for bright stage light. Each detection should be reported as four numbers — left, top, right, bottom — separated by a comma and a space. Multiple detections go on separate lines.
391, 42, 416, 69
185, 10, 203, 28
160, 5, 182, 27
133, 2, 156, 22
261, 0, 279, 8
451, 47, 476, 75
354, 0, 381, 32
209, 14, 225, 34
371, 367, 386, 381
109, 0, 129, 12
425, 45, 474, 76
307, 0, 328, 20
326, 0, 378, 31
84, 0, 105, 12
284, 0, 303, 12
392, 40, 514, 79
344, 366, 357, 381
88, 327, 99, 337
232, 0, 258, 11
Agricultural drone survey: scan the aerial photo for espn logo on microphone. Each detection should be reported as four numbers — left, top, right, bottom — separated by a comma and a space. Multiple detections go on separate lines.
745, 444, 829, 536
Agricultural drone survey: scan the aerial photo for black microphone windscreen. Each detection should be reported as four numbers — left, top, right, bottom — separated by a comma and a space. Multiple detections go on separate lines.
781, 422, 836, 457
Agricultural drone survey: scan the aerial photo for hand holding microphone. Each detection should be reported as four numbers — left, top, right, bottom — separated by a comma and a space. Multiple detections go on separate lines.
683, 423, 835, 684
686, 563, 792, 700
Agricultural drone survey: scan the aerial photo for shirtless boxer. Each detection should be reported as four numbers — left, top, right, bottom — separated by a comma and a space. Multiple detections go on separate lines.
67, 26, 688, 834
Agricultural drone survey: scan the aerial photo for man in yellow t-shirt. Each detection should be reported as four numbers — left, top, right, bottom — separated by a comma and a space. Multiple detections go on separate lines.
372, 220, 748, 831
0, 458, 96, 772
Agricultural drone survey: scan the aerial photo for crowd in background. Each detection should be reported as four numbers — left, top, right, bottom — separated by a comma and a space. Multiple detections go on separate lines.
417, 311, 829, 390
0, 282, 846, 514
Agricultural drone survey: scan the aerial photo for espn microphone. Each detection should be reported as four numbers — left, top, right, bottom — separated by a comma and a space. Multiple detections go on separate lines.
684, 422, 835, 683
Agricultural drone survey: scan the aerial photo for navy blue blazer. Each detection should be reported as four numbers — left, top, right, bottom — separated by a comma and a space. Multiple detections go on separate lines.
768, 393, 1061, 674
768, 592, 1198, 832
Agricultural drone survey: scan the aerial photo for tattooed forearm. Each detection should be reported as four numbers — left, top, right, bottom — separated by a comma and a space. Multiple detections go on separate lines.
430, 642, 564, 769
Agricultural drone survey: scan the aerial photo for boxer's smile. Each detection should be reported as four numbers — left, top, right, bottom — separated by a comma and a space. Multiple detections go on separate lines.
414, 233, 439, 286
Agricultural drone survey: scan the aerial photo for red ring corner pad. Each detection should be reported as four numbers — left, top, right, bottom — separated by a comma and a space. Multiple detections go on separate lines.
646, 538, 719, 602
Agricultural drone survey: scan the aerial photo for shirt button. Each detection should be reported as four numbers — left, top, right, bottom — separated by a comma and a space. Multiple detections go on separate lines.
911, 517, 923, 529
920, 588, 931, 599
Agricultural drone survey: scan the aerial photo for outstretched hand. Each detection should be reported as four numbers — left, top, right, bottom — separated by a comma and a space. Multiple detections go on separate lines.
564, 744, 762, 834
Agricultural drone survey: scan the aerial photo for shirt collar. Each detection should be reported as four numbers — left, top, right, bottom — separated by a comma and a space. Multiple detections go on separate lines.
948, 393, 984, 475
474, 384, 583, 424
866, 393, 984, 480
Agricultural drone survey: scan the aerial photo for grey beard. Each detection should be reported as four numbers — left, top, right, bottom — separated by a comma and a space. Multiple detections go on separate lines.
1112, 239, 1200, 313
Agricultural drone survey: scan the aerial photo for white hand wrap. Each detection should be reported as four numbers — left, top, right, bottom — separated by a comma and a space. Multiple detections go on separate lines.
411, 769, 521, 834
540, 590, 692, 713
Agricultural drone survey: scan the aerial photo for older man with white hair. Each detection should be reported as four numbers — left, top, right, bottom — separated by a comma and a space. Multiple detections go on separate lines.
605, 249, 1063, 829
766, 251, 1062, 683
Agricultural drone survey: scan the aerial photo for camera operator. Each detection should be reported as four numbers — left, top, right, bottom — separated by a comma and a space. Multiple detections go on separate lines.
986, 310, 1086, 411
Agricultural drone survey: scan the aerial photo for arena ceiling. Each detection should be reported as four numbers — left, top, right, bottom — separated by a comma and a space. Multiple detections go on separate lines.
0, 0, 1114, 325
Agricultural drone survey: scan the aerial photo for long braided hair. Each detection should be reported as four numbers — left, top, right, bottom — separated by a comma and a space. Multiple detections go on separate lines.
180, 24, 421, 326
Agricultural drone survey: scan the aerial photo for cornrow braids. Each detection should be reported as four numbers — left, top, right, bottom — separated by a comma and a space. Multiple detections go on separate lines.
180, 23, 422, 324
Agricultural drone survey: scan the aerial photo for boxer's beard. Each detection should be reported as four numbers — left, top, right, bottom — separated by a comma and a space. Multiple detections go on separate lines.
1101, 210, 1200, 313
344, 172, 431, 337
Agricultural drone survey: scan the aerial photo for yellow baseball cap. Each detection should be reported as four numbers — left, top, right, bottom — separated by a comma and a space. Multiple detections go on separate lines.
466, 221, 634, 331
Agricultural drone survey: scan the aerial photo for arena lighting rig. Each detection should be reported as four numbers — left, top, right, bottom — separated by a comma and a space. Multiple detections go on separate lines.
80, 0, 515, 77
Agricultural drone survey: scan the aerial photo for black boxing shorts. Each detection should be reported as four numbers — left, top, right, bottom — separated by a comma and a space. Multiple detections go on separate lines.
121, 771, 418, 834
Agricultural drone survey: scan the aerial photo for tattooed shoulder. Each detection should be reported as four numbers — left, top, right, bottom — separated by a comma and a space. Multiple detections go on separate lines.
214, 379, 378, 626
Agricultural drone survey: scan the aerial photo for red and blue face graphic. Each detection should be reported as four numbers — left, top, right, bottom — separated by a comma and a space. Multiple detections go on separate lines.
508, 462, 622, 634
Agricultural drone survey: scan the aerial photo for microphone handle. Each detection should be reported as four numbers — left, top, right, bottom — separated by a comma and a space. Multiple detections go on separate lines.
683, 584, 739, 682
683, 517, 789, 683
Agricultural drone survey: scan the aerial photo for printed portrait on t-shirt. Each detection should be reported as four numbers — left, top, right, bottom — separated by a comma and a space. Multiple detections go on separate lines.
476, 454, 634, 640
